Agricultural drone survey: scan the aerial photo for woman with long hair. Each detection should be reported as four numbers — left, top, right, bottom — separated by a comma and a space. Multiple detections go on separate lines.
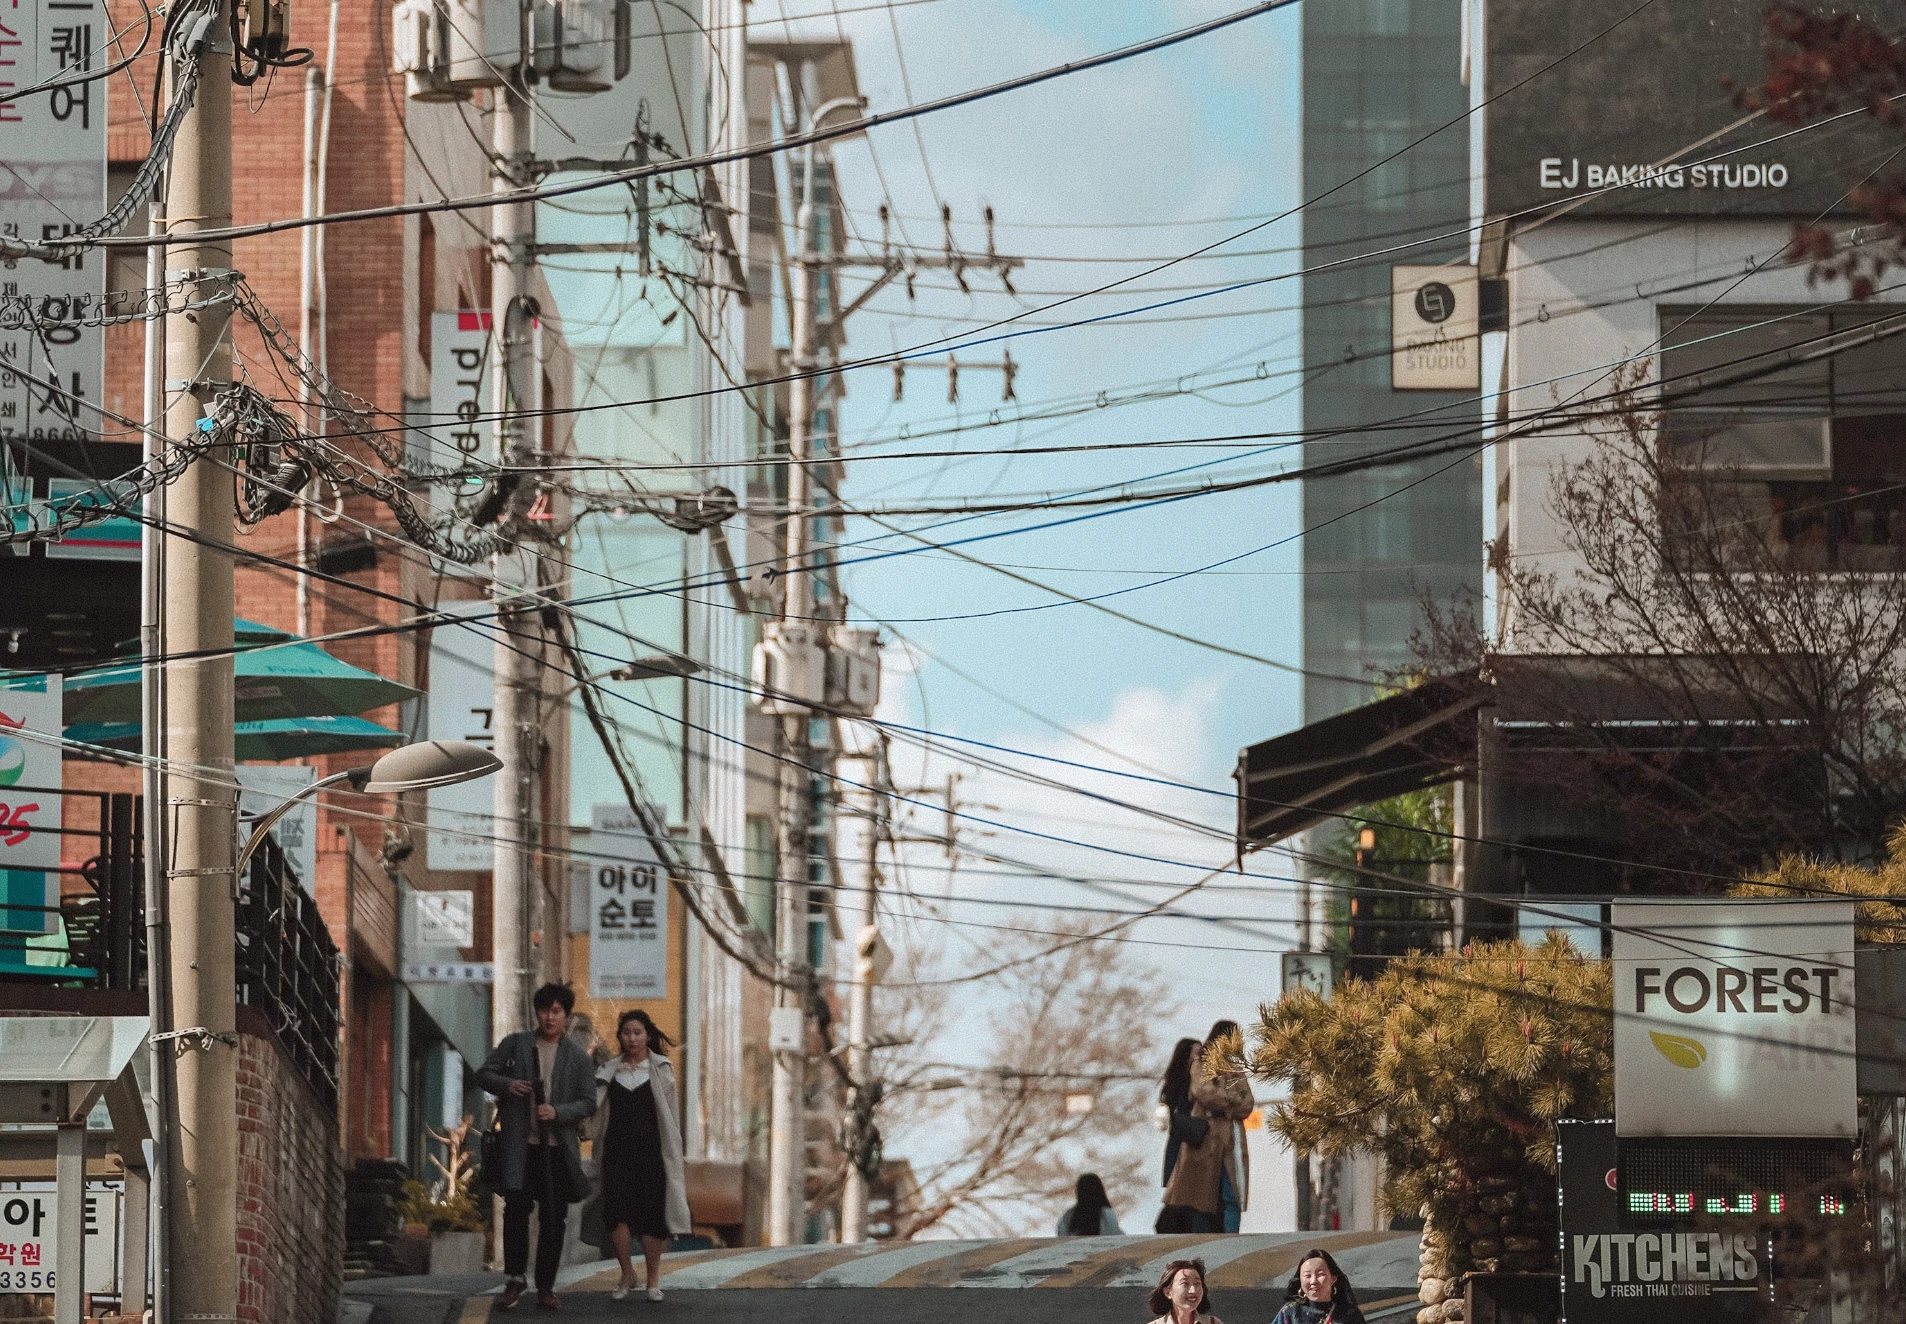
1155, 1037, 1210, 1232
1271, 1248, 1366, 1324
1056, 1172, 1122, 1235
1198, 1019, 1255, 1232
1147, 1258, 1222, 1324
591, 1009, 693, 1301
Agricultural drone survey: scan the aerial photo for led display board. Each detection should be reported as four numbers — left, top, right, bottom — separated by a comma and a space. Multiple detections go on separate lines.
1618, 1136, 1854, 1226
1484, 0, 1893, 219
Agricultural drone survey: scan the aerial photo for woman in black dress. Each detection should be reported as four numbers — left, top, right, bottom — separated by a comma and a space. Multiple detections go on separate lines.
592, 1009, 693, 1301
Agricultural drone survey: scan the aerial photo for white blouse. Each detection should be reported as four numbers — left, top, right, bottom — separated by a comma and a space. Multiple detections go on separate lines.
611, 1059, 652, 1092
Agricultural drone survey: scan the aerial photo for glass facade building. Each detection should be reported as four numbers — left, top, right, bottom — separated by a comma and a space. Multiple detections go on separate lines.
1300, 0, 1481, 721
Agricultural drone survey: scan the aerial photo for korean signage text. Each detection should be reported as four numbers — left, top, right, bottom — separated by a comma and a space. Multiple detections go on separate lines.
588, 804, 666, 1000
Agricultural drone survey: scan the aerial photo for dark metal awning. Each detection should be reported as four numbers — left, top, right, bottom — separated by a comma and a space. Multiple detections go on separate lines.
1234, 676, 1484, 851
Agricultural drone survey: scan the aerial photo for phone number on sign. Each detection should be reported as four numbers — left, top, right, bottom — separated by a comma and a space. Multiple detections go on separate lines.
0, 1270, 53, 1290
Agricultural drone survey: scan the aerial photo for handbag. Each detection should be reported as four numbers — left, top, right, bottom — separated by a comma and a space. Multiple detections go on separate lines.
1169, 1106, 1211, 1150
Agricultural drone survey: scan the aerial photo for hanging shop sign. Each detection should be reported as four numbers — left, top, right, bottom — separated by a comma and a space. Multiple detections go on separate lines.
1611, 901, 1855, 1138
425, 606, 495, 871
587, 803, 667, 1000
0, 0, 106, 448
1391, 265, 1480, 392
0, 673, 60, 936
235, 764, 317, 895
428, 311, 491, 462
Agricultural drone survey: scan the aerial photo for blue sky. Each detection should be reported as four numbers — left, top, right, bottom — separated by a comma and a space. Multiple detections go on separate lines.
773, 0, 1318, 1232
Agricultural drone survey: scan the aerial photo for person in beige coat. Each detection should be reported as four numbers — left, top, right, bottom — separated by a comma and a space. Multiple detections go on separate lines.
1161, 1021, 1254, 1231
589, 1009, 693, 1301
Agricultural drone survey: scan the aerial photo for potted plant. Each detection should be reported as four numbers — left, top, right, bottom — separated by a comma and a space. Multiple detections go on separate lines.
398, 1117, 487, 1276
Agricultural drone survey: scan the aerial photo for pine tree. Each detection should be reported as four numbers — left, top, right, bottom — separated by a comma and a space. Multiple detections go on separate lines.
1236, 935, 1612, 1323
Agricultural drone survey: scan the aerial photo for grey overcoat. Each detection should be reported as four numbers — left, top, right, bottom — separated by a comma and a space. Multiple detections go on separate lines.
477, 1030, 598, 1197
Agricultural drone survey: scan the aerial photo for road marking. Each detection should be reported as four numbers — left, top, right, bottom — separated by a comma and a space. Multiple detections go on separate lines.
456, 1296, 492, 1324
722, 1245, 891, 1288
1028, 1234, 1223, 1289
808, 1239, 995, 1287
873, 1239, 1046, 1287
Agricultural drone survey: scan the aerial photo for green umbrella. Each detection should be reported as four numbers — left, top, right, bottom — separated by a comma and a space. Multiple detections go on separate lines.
62, 619, 421, 726
66, 714, 407, 761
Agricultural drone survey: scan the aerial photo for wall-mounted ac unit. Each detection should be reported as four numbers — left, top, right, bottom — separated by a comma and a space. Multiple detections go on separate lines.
752, 623, 826, 714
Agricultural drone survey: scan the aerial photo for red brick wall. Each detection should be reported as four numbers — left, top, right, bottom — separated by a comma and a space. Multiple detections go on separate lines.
236, 1011, 344, 1324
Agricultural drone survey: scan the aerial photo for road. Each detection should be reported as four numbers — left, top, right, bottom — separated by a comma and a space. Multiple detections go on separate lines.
342, 1231, 1423, 1324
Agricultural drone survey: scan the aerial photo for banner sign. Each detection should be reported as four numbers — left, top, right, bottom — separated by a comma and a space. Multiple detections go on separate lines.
587, 804, 666, 1000
428, 311, 491, 462
1612, 901, 1855, 1138
1391, 265, 1480, 391
0, 1187, 118, 1294
235, 764, 317, 895
0, 673, 60, 935
425, 607, 495, 871
0, 0, 106, 447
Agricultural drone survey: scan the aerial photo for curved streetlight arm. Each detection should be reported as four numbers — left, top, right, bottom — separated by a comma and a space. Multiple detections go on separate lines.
234, 765, 369, 878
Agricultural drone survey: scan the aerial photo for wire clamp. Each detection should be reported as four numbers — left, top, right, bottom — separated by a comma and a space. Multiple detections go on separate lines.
152, 1026, 239, 1053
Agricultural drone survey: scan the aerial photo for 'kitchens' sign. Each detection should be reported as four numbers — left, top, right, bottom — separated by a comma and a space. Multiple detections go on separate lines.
1611, 901, 1855, 1138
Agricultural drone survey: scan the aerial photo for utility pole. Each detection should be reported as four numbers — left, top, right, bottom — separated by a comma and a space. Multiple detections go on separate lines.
490, 57, 539, 1044
160, 1, 238, 1317
839, 737, 889, 1243
768, 129, 820, 1250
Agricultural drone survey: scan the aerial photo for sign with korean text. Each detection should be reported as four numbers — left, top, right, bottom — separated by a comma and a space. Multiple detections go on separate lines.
1612, 901, 1855, 1138
0, 1187, 118, 1293
425, 606, 495, 871
588, 804, 666, 1000
1391, 264, 1480, 392
235, 764, 317, 895
0, 0, 106, 447
402, 961, 493, 984
0, 673, 59, 935
415, 889, 474, 947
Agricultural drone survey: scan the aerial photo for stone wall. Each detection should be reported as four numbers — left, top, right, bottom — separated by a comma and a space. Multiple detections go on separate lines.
236, 1008, 345, 1324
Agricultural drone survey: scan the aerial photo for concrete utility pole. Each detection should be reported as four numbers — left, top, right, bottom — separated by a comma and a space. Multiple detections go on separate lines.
768, 130, 821, 1249
490, 62, 540, 1043
160, 2, 238, 1316
839, 738, 889, 1243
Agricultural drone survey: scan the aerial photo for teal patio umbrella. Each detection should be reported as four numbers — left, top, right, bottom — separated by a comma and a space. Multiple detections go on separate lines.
61, 619, 421, 726
66, 714, 407, 761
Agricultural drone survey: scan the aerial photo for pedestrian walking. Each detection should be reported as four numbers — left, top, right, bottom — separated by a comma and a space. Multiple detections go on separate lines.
1198, 1019, 1255, 1232
1271, 1248, 1367, 1324
590, 1008, 693, 1302
1055, 1172, 1122, 1235
478, 983, 599, 1313
1156, 1037, 1214, 1233
1147, 1257, 1222, 1324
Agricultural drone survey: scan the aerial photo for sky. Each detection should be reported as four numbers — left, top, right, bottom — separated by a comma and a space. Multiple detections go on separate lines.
762, 0, 1321, 1233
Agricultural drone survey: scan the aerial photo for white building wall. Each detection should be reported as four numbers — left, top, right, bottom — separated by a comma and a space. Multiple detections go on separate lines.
1497, 218, 1906, 643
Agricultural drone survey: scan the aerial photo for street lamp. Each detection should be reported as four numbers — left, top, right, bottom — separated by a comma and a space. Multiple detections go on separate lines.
235, 739, 501, 875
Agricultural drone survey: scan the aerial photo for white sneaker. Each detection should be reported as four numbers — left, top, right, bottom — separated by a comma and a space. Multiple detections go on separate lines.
646, 1286, 664, 1303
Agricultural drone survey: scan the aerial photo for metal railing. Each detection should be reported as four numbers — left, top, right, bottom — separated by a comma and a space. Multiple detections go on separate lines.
236, 831, 341, 1110
0, 785, 340, 1108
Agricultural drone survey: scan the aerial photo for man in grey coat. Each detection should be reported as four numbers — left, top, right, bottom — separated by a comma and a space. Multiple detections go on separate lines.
479, 983, 598, 1311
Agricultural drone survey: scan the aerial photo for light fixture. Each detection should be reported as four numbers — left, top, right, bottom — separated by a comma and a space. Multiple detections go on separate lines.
235, 740, 499, 874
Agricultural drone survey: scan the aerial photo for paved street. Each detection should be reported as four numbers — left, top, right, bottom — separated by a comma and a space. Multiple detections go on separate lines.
343, 1233, 1423, 1324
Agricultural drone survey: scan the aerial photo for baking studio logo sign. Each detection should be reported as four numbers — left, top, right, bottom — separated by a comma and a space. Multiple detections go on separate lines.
1539, 158, 1790, 192
1570, 1231, 1761, 1300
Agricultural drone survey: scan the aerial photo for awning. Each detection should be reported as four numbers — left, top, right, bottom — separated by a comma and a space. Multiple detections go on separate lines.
1234, 676, 1485, 850
67, 713, 405, 761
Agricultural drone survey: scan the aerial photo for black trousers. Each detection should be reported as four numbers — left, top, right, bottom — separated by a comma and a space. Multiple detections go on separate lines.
503, 1146, 572, 1291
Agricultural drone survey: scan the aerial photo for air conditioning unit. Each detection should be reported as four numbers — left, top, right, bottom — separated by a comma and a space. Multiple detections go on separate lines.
442, 0, 520, 90
391, 0, 465, 101
752, 622, 825, 714
826, 627, 881, 715
531, 0, 610, 92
